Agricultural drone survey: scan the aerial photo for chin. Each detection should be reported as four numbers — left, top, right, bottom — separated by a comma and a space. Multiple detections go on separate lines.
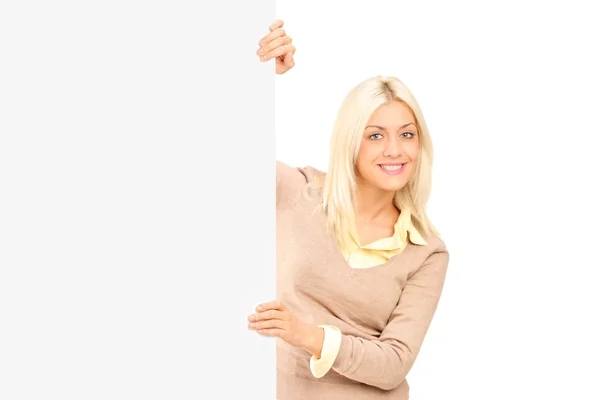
373, 169, 412, 192
377, 181, 409, 192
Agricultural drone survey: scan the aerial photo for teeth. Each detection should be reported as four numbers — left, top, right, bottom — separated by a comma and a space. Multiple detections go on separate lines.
381, 164, 403, 171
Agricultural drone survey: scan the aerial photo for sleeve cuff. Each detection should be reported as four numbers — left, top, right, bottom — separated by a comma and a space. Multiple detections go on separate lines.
309, 325, 342, 378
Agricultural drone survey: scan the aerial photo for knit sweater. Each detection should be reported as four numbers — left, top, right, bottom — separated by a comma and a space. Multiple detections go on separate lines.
310, 198, 429, 379
275, 161, 449, 400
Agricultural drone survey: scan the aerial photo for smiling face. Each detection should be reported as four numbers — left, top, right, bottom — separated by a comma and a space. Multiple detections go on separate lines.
355, 100, 420, 193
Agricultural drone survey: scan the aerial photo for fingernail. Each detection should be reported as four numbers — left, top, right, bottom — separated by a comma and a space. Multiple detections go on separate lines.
257, 305, 263, 311
259, 48, 264, 54
260, 40, 266, 46
263, 55, 268, 61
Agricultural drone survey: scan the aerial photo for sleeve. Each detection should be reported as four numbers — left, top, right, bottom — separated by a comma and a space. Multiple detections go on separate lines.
276, 160, 307, 208
309, 325, 342, 378
331, 250, 449, 390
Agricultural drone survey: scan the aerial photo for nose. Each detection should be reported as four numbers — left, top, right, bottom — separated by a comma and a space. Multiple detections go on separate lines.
383, 136, 404, 158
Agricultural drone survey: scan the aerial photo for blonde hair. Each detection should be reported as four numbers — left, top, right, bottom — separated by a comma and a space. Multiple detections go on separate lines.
311, 75, 439, 250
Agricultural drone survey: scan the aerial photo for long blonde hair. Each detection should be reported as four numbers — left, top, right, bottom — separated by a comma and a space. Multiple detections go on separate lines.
313, 75, 439, 250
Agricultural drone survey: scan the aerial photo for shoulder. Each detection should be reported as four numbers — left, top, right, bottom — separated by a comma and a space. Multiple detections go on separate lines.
402, 233, 449, 278
276, 161, 326, 207
422, 234, 450, 273
422, 234, 449, 255
276, 160, 325, 184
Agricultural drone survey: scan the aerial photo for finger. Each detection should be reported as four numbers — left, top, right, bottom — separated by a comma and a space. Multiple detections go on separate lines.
256, 328, 283, 337
283, 52, 295, 66
248, 319, 285, 330
260, 44, 296, 62
256, 299, 287, 312
257, 33, 292, 57
270, 19, 284, 32
249, 309, 287, 322
258, 27, 286, 47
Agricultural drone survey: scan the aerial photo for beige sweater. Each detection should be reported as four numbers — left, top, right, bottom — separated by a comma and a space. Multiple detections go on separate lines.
276, 161, 449, 400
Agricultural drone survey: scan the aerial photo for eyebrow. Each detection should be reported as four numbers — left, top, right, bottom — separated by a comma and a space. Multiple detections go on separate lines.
365, 122, 416, 131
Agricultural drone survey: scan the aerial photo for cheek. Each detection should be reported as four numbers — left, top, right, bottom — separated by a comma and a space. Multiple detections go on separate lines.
355, 154, 368, 177
356, 143, 380, 171
406, 143, 420, 177
408, 141, 420, 162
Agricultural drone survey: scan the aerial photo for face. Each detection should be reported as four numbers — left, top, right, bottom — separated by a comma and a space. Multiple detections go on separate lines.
355, 100, 420, 193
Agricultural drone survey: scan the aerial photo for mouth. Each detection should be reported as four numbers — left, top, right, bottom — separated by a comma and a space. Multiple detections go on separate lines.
378, 163, 407, 175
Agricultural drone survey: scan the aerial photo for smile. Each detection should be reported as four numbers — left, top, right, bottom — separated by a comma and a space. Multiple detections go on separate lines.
378, 163, 406, 175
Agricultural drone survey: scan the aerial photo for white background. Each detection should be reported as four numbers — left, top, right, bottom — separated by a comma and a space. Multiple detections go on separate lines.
276, 1, 600, 399
1, 1, 599, 399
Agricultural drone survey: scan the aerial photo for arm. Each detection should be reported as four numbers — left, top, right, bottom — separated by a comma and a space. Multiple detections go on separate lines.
276, 160, 305, 207
250, 250, 448, 387
330, 250, 449, 390
309, 325, 343, 378
258, 19, 297, 205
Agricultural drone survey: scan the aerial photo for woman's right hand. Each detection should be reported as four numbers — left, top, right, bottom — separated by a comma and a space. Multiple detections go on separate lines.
257, 19, 296, 75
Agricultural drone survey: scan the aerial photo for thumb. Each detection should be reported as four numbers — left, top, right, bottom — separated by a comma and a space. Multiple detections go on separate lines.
284, 52, 295, 66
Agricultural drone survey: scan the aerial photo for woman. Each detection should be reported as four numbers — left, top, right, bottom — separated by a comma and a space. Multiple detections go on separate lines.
248, 19, 449, 400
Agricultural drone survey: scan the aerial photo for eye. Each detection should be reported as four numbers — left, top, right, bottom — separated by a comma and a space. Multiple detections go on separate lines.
368, 132, 383, 140
402, 131, 416, 138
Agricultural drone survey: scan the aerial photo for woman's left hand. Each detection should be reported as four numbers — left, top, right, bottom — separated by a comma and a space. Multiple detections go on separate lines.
248, 300, 324, 358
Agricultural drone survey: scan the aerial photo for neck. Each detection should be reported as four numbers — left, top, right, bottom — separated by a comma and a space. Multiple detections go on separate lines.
354, 182, 397, 223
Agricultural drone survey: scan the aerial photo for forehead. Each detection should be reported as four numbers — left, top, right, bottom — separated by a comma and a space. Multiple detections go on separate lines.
366, 100, 416, 127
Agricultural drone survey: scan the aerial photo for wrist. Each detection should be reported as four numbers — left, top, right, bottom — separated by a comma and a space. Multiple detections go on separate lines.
304, 325, 324, 358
